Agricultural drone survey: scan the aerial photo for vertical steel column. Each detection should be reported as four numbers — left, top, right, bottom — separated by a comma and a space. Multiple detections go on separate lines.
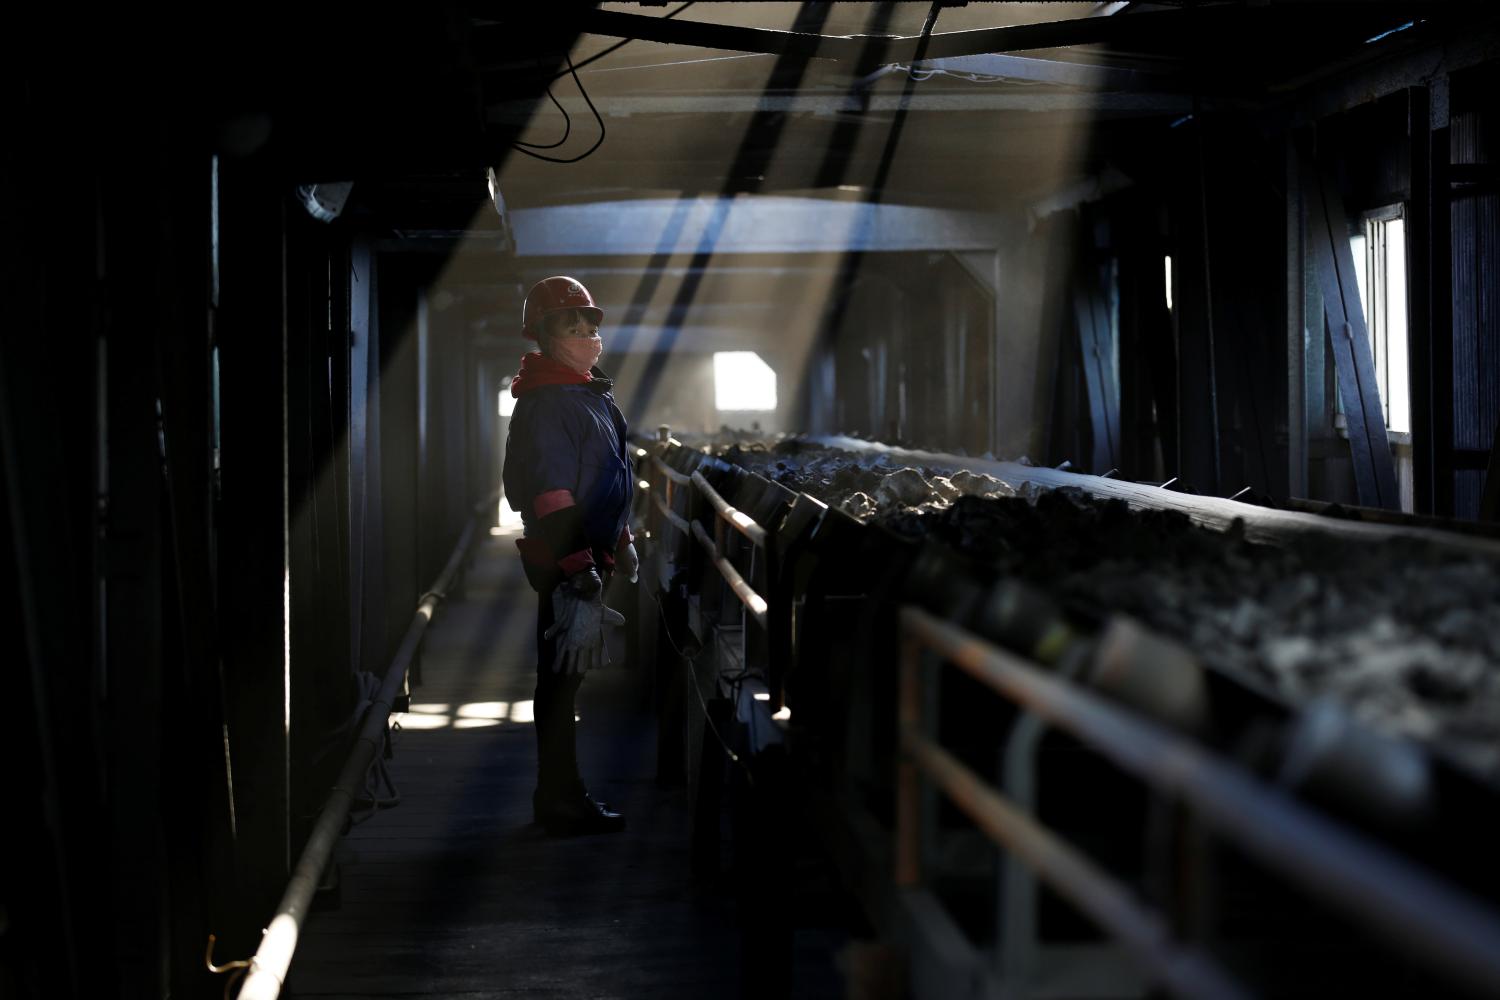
1431, 91, 1455, 516
1195, 110, 1223, 494
286, 211, 357, 865
896, 629, 923, 888
1407, 87, 1435, 514
1406, 84, 1456, 517
1303, 142, 1401, 509
1074, 274, 1120, 475
765, 524, 787, 712
1286, 135, 1309, 500
217, 164, 292, 952
348, 241, 378, 678
378, 257, 420, 673
156, 137, 240, 995
100, 123, 169, 996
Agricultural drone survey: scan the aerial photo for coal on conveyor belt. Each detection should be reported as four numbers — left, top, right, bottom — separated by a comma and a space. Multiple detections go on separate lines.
702, 434, 1500, 779
711, 437, 1028, 520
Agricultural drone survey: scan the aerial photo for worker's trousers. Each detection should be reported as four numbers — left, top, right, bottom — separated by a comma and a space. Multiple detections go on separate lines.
534, 595, 584, 796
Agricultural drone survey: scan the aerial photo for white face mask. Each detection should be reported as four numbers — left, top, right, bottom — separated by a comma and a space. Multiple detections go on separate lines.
546, 318, 603, 374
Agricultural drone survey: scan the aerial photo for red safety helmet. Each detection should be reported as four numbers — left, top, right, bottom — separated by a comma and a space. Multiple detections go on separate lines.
521, 276, 604, 340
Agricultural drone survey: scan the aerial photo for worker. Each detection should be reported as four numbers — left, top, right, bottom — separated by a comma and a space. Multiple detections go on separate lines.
502, 275, 638, 836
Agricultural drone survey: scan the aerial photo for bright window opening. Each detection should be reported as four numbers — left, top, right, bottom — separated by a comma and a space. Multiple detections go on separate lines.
714, 351, 777, 411
1350, 213, 1410, 434
497, 380, 523, 528
1163, 255, 1174, 312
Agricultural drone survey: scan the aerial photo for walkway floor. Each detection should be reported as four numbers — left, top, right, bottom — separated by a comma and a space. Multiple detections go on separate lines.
290, 529, 848, 998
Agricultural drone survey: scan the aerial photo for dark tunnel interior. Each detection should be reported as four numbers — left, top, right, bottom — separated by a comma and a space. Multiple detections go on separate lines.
7, 3, 1500, 998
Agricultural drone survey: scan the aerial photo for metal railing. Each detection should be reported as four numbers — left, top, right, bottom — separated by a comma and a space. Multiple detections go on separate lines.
649, 452, 774, 638
649, 453, 692, 535
643, 441, 806, 719
896, 605, 1500, 999
689, 469, 770, 628
235, 493, 495, 1000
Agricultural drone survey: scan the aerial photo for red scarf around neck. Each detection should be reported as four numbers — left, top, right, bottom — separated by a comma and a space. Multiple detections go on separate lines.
509, 351, 591, 398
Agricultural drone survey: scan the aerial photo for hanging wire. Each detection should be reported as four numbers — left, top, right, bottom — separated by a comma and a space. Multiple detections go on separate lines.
510, 54, 608, 164
510, 2, 694, 164
512, 87, 572, 150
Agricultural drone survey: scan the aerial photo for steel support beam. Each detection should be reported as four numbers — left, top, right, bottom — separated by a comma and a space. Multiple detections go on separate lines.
1303, 143, 1401, 509
487, 90, 1198, 118
1407, 86, 1437, 514
285, 212, 358, 862
1074, 276, 1120, 475
562, 5, 1254, 65
505, 96, 1029, 253
217, 163, 293, 952
1286, 134, 1309, 500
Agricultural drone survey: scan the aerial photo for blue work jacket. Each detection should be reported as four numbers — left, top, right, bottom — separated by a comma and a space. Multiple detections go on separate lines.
503, 380, 633, 557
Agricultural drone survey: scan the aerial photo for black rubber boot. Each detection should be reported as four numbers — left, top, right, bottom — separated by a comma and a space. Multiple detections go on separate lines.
533, 782, 626, 837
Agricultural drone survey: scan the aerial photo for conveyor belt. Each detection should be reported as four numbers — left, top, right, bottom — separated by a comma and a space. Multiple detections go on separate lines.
642, 434, 1500, 999
810, 435, 1500, 558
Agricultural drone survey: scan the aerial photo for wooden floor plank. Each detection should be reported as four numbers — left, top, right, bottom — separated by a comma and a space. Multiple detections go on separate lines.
289, 533, 845, 998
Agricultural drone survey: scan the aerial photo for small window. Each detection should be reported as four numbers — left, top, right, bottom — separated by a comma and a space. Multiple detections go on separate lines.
713, 352, 777, 412
498, 378, 518, 417
1350, 210, 1410, 434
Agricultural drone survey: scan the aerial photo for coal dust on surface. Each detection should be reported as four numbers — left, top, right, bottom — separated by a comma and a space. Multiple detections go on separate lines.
696, 433, 1500, 779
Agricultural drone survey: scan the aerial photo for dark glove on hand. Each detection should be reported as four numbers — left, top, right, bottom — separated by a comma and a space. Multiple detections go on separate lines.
543, 569, 624, 675
564, 567, 603, 598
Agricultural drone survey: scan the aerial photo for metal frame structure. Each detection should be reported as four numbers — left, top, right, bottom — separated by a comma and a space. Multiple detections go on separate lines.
649, 449, 791, 707
689, 469, 771, 630
895, 605, 1500, 1000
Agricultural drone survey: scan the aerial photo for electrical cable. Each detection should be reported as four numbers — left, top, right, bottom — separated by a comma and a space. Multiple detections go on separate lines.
512, 86, 572, 150
510, 54, 607, 164
510, 2, 694, 165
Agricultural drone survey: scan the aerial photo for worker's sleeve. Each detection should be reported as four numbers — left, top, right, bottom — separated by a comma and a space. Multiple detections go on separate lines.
534, 489, 594, 576
527, 395, 594, 576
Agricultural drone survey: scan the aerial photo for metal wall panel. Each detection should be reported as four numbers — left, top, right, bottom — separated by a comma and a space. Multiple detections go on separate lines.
1450, 104, 1500, 517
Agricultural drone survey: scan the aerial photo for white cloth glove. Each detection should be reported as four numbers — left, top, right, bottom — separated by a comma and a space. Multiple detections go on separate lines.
617, 541, 639, 583
543, 572, 626, 675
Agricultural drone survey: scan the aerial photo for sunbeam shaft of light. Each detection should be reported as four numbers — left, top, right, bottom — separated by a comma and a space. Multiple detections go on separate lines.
626, 2, 835, 425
